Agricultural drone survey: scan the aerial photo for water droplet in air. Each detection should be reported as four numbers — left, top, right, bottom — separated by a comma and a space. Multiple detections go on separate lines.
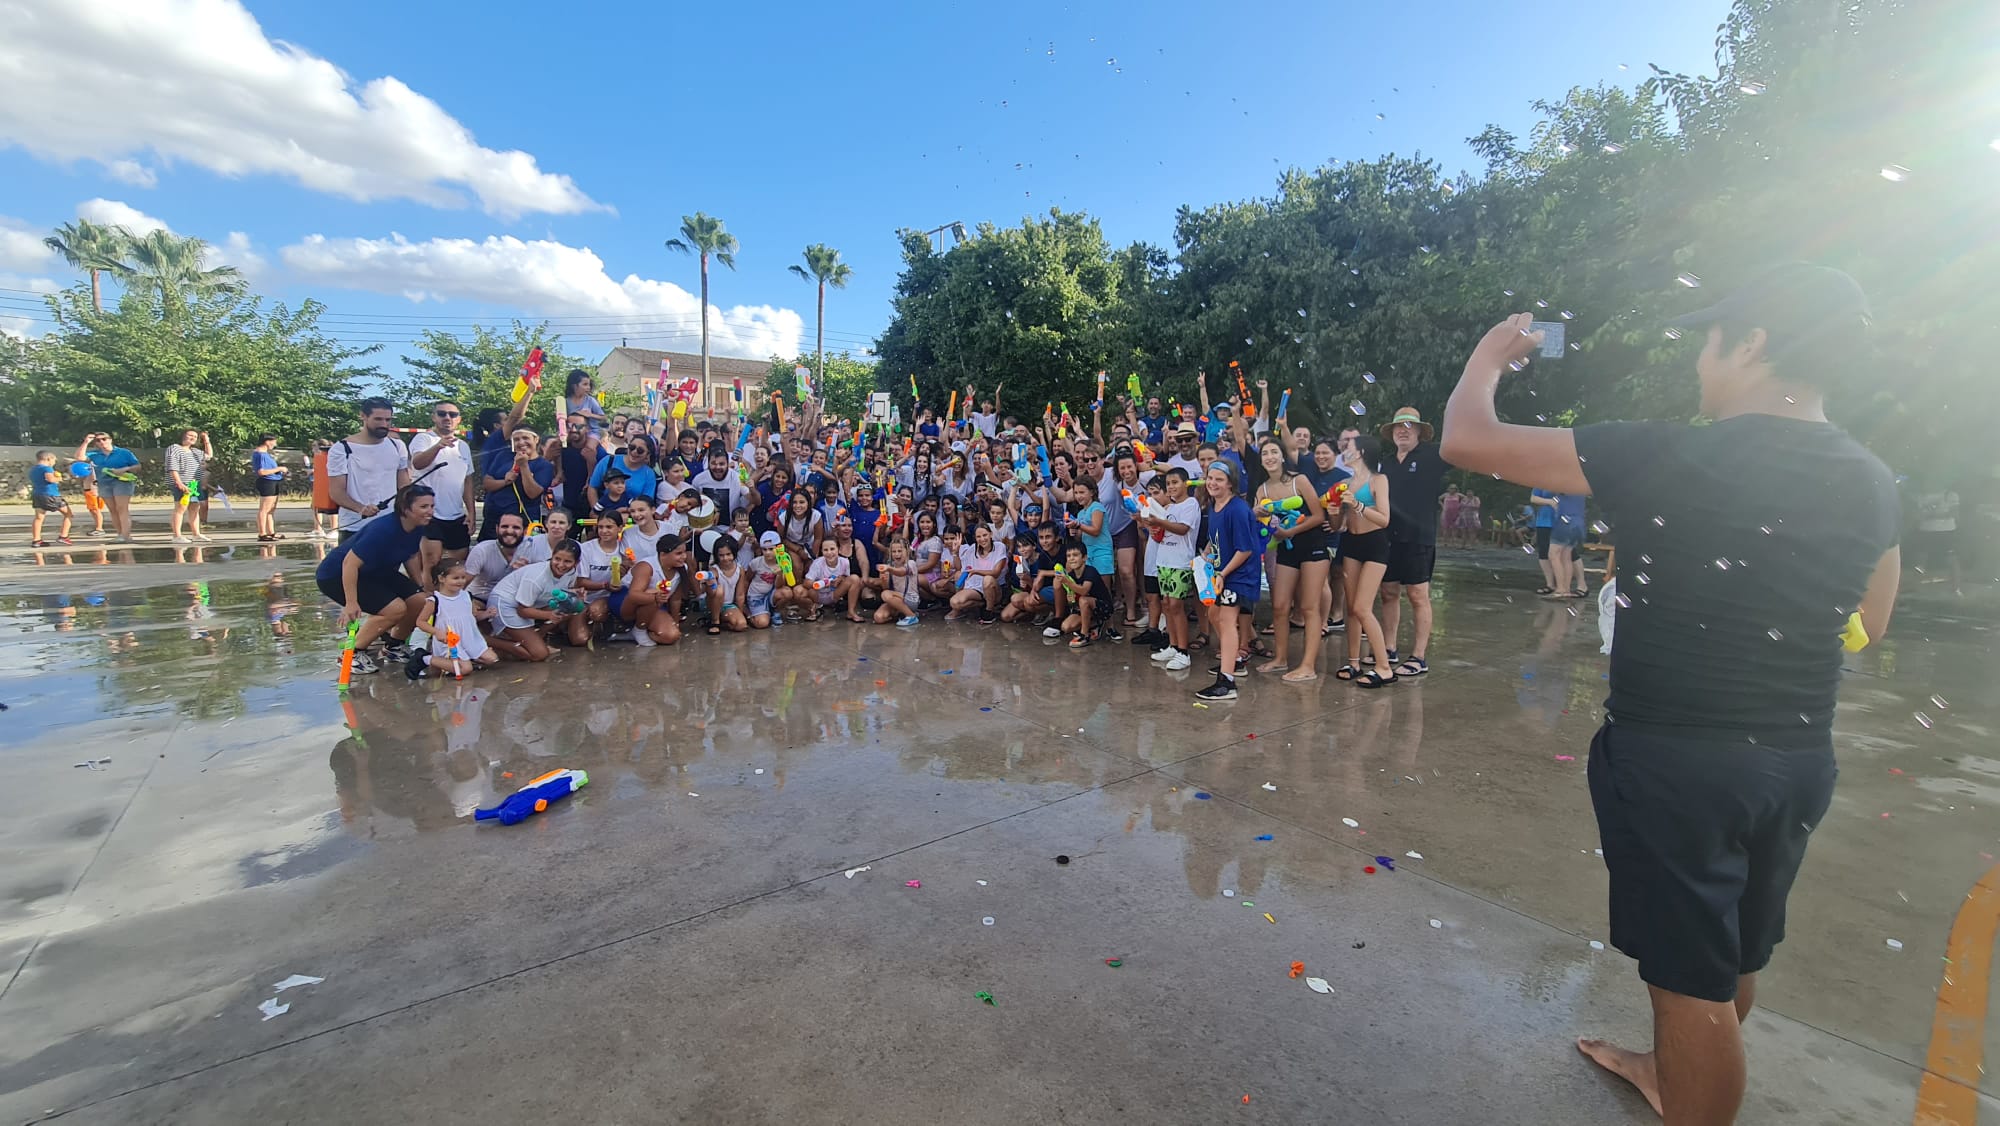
1739, 80, 1767, 95
1535, 414, 1548, 422
1348, 401, 1367, 416
1767, 628, 1783, 641
1292, 334, 1304, 344
1296, 308, 1307, 318
1362, 371, 1377, 384
1914, 711, 1934, 730
1521, 543, 1535, 555
1503, 289, 1516, 297
1664, 328, 1684, 341
1507, 360, 1526, 372
1930, 694, 1949, 710
1106, 57, 1117, 66
1590, 520, 1609, 534
1713, 558, 1731, 571
1558, 141, 1577, 155
1676, 273, 1702, 288
1440, 181, 1456, 195
1614, 593, 1632, 609
1651, 516, 1666, 527
1244, 336, 1254, 345
1601, 142, 1625, 154
1534, 299, 1549, 308
1879, 164, 1911, 182
1569, 342, 1581, 351
1418, 244, 1432, 254
1634, 573, 1652, 585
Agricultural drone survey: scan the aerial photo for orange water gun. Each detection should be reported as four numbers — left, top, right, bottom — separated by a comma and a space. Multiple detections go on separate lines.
1230, 361, 1254, 418
443, 630, 463, 679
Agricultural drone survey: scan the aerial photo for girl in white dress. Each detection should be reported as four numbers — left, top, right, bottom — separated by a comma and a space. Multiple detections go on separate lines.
415, 560, 498, 679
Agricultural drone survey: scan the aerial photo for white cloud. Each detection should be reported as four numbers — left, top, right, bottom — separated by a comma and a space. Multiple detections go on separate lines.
102, 159, 158, 188
77, 198, 169, 236
0, 218, 58, 338
281, 233, 806, 360
0, 217, 56, 274
0, 0, 603, 219
214, 231, 266, 278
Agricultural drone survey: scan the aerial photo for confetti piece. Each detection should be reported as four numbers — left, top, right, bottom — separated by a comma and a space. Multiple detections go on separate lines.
1342, 818, 1359, 828
976, 990, 996, 1006
982, 916, 995, 926
1554, 755, 1575, 762
1241, 901, 1255, 908
258, 998, 289, 1021
1245, 733, 1256, 740
1263, 913, 1276, 924
905, 880, 922, 888
687, 792, 699, 797
1405, 851, 1423, 860
1306, 977, 1331, 994
1192, 702, 1209, 709
1195, 792, 1212, 800
980, 706, 993, 712
1223, 890, 1235, 897
754, 768, 765, 775
1373, 856, 1396, 870
1261, 782, 1277, 791
500, 771, 514, 779
1364, 866, 1376, 874
1429, 919, 1443, 929
976, 879, 988, 886
1256, 834, 1274, 842
1886, 938, 1903, 951
1242, 1095, 1251, 1105
844, 866, 871, 879
272, 974, 324, 992
1289, 961, 1305, 978
1105, 958, 1123, 968
874, 680, 886, 687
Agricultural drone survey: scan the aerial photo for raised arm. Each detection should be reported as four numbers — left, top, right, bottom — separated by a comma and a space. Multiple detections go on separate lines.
1439, 315, 1590, 494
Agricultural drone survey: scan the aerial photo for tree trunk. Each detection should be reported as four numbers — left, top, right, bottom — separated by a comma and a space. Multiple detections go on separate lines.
698, 251, 712, 388
89, 268, 102, 314
815, 280, 826, 401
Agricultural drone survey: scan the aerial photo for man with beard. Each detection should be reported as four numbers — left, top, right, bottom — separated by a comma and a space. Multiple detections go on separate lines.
463, 512, 528, 619
327, 397, 412, 543
408, 400, 477, 564
689, 446, 749, 525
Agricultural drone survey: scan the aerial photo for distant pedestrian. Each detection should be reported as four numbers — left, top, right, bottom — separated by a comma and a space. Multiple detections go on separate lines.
165, 428, 211, 543
29, 450, 73, 547
76, 432, 140, 541
251, 433, 286, 541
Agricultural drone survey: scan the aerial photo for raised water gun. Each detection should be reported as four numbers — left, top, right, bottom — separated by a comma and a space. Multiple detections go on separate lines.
443, 630, 464, 680
772, 391, 786, 435
1035, 444, 1053, 483
795, 365, 814, 402
337, 620, 360, 691
669, 374, 701, 420
1057, 402, 1075, 437
1125, 372, 1142, 401
510, 347, 547, 404
1119, 486, 1141, 515
946, 388, 958, 424
774, 544, 796, 586
475, 768, 589, 826
1277, 387, 1292, 420
736, 419, 754, 453
909, 372, 920, 406
1230, 361, 1254, 418
732, 377, 744, 404
1092, 370, 1106, 412
1130, 439, 1153, 464
1191, 554, 1218, 605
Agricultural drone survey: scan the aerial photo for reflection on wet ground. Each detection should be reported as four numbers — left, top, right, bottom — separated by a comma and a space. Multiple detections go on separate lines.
0, 557, 1994, 1123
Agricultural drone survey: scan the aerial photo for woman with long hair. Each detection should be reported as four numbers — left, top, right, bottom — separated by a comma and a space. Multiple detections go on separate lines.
1254, 436, 1333, 682
1335, 434, 1396, 687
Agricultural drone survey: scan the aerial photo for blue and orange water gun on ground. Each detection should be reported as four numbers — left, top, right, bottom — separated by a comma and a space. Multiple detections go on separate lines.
475, 768, 589, 825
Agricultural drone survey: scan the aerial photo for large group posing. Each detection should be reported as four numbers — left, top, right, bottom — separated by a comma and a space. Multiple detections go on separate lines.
316, 367, 1456, 701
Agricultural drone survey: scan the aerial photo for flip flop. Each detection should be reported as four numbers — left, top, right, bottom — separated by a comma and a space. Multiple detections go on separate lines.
1334, 664, 1360, 681
1281, 668, 1321, 683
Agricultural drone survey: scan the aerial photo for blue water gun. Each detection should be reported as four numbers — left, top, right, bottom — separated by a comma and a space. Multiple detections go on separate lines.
1035, 444, 1052, 482
475, 768, 589, 826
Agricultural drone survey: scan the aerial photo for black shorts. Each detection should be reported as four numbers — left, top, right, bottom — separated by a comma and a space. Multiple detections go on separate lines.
316, 569, 423, 616
1384, 541, 1436, 586
256, 478, 283, 497
1142, 574, 1160, 595
1533, 525, 1553, 559
424, 516, 471, 551
1587, 722, 1835, 1003
33, 494, 68, 513
1340, 529, 1390, 566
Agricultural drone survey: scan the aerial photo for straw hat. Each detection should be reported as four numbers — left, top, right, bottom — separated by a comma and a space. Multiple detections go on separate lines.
1379, 407, 1435, 442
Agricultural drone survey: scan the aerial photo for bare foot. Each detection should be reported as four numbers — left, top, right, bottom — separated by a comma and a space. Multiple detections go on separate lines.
1577, 1038, 1663, 1117
1256, 660, 1289, 674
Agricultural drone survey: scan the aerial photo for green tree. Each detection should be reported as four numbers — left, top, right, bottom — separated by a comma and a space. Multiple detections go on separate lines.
662, 212, 739, 389
42, 218, 129, 314
384, 322, 591, 438
762, 351, 876, 422
786, 244, 853, 392
120, 228, 247, 309
27, 288, 374, 450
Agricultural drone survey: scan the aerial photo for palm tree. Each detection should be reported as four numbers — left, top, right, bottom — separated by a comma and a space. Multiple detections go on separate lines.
43, 219, 130, 313
122, 229, 245, 306
663, 213, 739, 388
787, 244, 853, 392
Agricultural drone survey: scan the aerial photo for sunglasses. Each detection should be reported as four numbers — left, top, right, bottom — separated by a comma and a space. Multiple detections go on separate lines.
435, 410, 460, 417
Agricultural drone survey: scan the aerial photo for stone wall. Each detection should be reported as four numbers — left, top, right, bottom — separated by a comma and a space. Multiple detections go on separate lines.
0, 445, 313, 499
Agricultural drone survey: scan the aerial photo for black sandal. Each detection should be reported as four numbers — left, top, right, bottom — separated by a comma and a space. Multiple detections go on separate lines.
1356, 670, 1397, 689
1535, 586, 1555, 595
1335, 664, 1360, 681
707, 624, 722, 635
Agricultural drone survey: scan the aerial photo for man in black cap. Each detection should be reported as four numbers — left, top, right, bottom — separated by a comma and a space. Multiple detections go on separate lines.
1440, 264, 1902, 1124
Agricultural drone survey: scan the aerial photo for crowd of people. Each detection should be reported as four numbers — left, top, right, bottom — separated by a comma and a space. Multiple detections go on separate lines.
313, 369, 1465, 701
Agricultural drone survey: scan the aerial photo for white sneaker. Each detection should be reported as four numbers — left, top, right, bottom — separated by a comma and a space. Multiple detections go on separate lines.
194, 534, 214, 542
170, 535, 191, 544
634, 632, 658, 648
1163, 651, 1191, 671
1042, 626, 1061, 638
1150, 646, 1177, 663
347, 650, 380, 675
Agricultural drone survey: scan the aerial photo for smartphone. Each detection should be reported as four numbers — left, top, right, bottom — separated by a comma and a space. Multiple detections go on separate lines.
1529, 320, 1567, 358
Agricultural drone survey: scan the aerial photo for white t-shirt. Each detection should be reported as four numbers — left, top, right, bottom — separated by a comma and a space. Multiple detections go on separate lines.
1155, 497, 1201, 570
969, 411, 999, 438
327, 436, 411, 531
463, 539, 519, 601
490, 561, 576, 627
406, 431, 471, 520
579, 539, 621, 599
1166, 454, 1204, 481
959, 544, 1005, 592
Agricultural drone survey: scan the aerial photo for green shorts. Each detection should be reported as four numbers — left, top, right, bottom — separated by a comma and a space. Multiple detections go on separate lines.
1157, 566, 1193, 600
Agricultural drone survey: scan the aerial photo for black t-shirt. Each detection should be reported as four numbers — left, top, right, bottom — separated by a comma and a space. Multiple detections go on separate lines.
1574, 415, 1898, 739
1384, 442, 1448, 545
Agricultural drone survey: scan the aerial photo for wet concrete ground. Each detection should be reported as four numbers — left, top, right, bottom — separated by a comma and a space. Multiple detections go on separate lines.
0, 546, 1994, 1124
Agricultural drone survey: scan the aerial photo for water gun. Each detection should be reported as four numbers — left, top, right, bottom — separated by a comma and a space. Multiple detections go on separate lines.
694, 570, 713, 592
475, 768, 589, 826
1015, 552, 1032, 585
1167, 397, 1180, 419
1191, 554, 1218, 605
955, 558, 972, 588
1324, 481, 1351, 511
1230, 361, 1254, 418
732, 377, 743, 404
1036, 444, 1053, 482
909, 373, 920, 405
182, 478, 201, 503
736, 460, 752, 489
1130, 439, 1153, 463
1841, 611, 1870, 652
443, 630, 463, 679
1126, 372, 1142, 401
510, 347, 547, 403
774, 545, 796, 586
337, 620, 360, 691
545, 589, 584, 614
736, 420, 754, 452
611, 547, 632, 587
1277, 387, 1292, 420
1257, 495, 1305, 528
772, 392, 786, 435
1119, 487, 1140, 514
946, 389, 958, 422
1092, 371, 1106, 413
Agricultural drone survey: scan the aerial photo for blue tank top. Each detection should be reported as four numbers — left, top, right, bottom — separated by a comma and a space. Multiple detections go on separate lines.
1352, 479, 1375, 507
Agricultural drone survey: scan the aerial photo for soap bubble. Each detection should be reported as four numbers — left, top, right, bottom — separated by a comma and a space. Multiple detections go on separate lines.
1664, 327, 1684, 340
1634, 572, 1651, 585
1601, 142, 1625, 154
1767, 628, 1784, 641
1879, 164, 1911, 182
1931, 694, 1949, 710
1914, 712, 1934, 730
1361, 371, 1377, 384
1676, 272, 1702, 288
1348, 401, 1367, 416
1560, 309, 1574, 320
1739, 80, 1767, 95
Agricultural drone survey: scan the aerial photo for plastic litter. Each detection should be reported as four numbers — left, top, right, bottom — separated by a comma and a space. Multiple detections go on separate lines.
1263, 913, 1276, 924
976, 879, 988, 886
754, 768, 765, 775
1261, 782, 1277, 791
1222, 890, 1235, 897
1256, 834, 1274, 842
1429, 918, 1443, 929
982, 916, 996, 926
1374, 856, 1396, 870
844, 866, 871, 879
1194, 792, 1212, 800
1342, 817, 1359, 828
1589, 940, 1605, 951
1885, 938, 1904, 951
1104, 958, 1123, 968
1306, 977, 1332, 994
975, 990, 996, 1006
1405, 851, 1424, 860
257, 998, 289, 1021
905, 880, 921, 888
1288, 961, 1305, 978
272, 974, 324, 992
1055, 855, 1071, 865
1554, 754, 1575, 762
1364, 866, 1376, 874
1192, 702, 1209, 709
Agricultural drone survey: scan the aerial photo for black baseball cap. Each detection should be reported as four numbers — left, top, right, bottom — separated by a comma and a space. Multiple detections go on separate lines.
1666, 263, 1871, 341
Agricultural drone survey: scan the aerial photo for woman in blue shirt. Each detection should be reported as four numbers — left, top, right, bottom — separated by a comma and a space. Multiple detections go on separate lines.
587, 435, 657, 511
480, 429, 554, 541
252, 432, 287, 541
564, 370, 608, 437
1198, 458, 1261, 701
314, 485, 436, 675
76, 432, 141, 541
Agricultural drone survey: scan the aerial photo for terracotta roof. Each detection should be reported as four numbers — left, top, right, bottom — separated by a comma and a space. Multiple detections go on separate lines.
598, 347, 772, 380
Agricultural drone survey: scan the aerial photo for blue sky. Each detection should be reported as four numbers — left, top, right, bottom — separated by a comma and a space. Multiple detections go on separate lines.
0, 0, 1729, 372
